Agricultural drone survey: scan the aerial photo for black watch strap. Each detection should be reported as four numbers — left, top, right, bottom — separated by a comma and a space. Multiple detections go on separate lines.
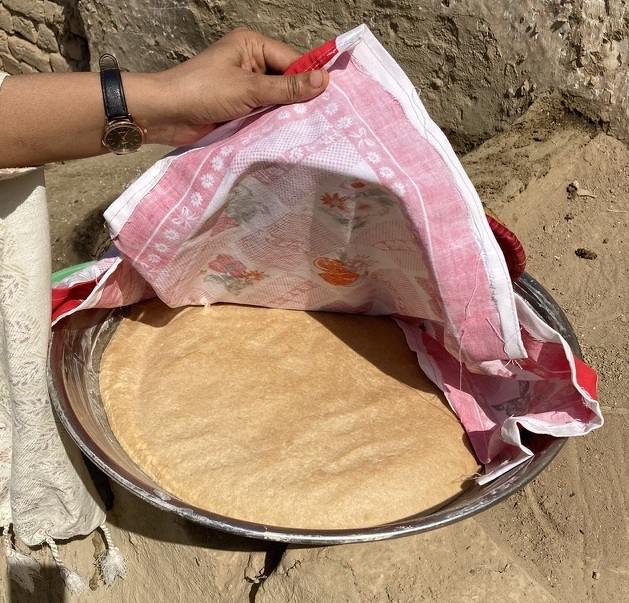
99, 54, 129, 121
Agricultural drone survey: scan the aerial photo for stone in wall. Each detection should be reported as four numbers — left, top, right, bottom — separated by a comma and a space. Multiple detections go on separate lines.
43, 0, 64, 26
3, 0, 45, 23
49, 51, 71, 72
0, 30, 9, 55
0, 0, 89, 74
0, 6, 13, 34
37, 23, 59, 53
8, 35, 50, 71
11, 14, 37, 44
0, 52, 20, 74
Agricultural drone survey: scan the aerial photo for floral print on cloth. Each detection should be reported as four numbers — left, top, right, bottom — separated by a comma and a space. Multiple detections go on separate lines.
51, 26, 602, 481
203, 255, 267, 294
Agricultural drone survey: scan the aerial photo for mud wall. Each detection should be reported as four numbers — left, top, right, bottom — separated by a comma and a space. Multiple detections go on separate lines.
79, 0, 629, 150
2, 1, 628, 150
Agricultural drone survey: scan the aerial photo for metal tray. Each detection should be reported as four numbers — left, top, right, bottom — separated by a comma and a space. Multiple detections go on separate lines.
48, 273, 574, 545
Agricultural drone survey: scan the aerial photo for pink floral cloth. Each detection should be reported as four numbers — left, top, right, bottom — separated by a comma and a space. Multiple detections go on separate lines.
52, 26, 602, 480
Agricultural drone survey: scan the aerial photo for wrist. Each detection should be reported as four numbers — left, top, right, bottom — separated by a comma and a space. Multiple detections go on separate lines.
121, 71, 178, 146
122, 69, 217, 148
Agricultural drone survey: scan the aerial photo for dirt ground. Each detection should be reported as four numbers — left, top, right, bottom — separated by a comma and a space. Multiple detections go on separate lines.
463, 96, 629, 602
15, 94, 627, 602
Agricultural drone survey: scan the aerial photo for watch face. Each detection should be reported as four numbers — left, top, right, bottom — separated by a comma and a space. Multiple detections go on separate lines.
102, 122, 144, 154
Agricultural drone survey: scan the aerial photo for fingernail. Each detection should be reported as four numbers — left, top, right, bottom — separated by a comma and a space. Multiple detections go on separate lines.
309, 70, 324, 88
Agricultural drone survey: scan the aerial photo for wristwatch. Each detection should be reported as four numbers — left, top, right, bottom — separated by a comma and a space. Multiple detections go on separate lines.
99, 54, 145, 154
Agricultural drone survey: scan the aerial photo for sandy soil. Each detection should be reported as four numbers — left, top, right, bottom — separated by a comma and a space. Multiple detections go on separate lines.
4, 95, 627, 602
464, 95, 629, 602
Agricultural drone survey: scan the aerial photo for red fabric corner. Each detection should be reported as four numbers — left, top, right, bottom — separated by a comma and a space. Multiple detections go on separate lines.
284, 39, 338, 75
51, 280, 97, 322
486, 214, 527, 281
573, 357, 598, 400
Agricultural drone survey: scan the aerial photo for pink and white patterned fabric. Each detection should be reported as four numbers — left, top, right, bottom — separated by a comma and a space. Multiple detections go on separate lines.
52, 26, 602, 480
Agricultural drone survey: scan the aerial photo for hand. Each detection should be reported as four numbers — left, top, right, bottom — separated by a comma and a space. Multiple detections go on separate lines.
140, 28, 330, 147
0, 28, 327, 168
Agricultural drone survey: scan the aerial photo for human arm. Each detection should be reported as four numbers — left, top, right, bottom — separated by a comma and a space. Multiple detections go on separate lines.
0, 29, 329, 168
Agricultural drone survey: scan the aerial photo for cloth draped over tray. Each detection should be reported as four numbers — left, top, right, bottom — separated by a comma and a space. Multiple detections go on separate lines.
52, 25, 602, 481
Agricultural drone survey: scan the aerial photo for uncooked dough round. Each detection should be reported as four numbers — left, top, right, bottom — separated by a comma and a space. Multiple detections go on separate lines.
100, 300, 479, 529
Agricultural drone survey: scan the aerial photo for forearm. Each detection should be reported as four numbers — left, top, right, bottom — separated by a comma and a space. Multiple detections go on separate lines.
0, 71, 171, 168
0, 29, 328, 169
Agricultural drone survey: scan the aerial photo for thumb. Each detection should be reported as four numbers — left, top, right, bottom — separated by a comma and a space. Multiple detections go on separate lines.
251, 70, 329, 106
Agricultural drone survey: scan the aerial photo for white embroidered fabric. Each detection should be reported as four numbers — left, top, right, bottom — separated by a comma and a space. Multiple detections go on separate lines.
0, 71, 104, 549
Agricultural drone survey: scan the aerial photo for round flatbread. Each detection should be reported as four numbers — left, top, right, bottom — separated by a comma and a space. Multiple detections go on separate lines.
100, 300, 479, 529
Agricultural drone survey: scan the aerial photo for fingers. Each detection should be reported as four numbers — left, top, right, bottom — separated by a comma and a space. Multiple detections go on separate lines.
258, 35, 301, 73
229, 28, 301, 73
250, 70, 329, 106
